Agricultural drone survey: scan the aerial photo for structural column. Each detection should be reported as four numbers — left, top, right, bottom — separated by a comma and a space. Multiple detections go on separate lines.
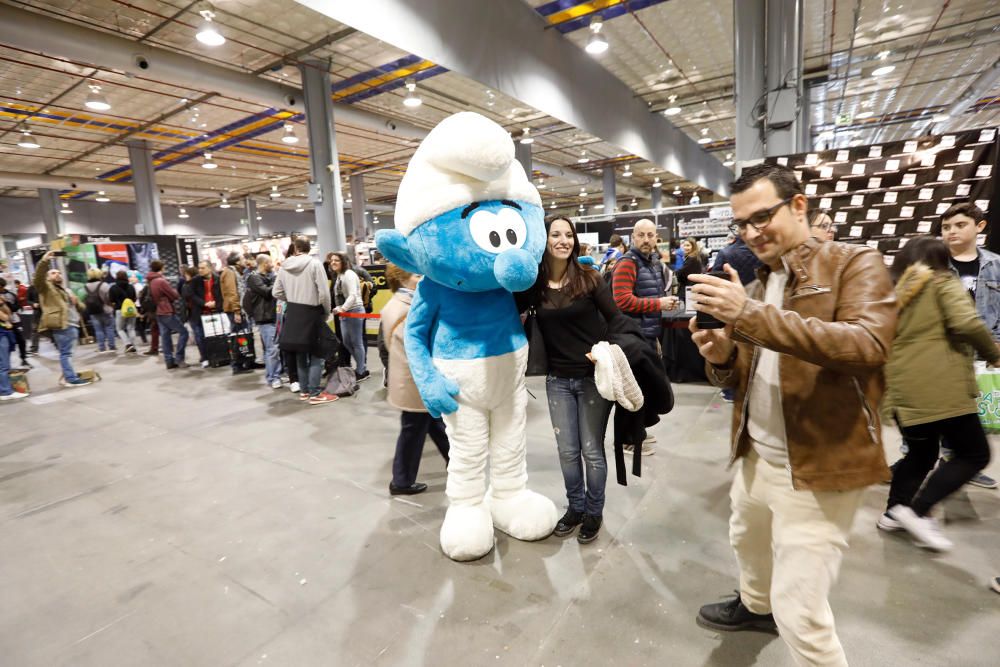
244, 197, 259, 241
764, 0, 804, 156
733, 0, 766, 164
798, 81, 813, 152
349, 174, 367, 241
650, 184, 662, 211
602, 167, 616, 214
38, 188, 64, 242
299, 58, 346, 257
126, 139, 165, 235
515, 140, 532, 185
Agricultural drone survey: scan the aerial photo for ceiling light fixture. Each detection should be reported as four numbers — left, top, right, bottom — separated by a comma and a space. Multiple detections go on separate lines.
550, 202, 557, 209
403, 78, 422, 108
536, 178, 546, 189
698, 136, 712, 144
281, 123, 299, 144
61, 202, 73, 214
519, 128, 533, 144
17, 130, 40, 149
178, 207, 189, 219
295, 204, 304, 213
202, 152, 217, 169
585, 17, 609, 55
871, 64, 895, 77
664, 95, 681, 116
622, 165, 633, 177
270, 185, 280, 199
652, 178, 662, 187
219, 196, 230, 209
485, 89, 495, 108
577, 151, 588, 164
673, 186, 681, 195
855, 111, 874, 119
196, 10, 226, 47
95, 191, 110, 203
84, 84, 111, 111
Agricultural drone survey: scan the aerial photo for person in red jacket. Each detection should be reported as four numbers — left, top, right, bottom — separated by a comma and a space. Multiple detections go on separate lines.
145, 260, 189, 370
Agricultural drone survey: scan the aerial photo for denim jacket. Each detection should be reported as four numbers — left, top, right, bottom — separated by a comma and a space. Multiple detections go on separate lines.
952, 248, 1000, 341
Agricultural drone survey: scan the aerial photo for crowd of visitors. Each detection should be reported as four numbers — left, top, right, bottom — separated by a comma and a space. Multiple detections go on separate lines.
4, 165, 998, 660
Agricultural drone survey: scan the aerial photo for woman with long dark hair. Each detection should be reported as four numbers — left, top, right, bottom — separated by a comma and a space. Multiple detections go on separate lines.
881, 236, 1000, 551
330, 251, 369, 381
517, 216, 620, 544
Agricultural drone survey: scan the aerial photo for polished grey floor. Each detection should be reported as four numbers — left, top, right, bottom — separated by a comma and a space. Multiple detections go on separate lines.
1, 338, 998, 667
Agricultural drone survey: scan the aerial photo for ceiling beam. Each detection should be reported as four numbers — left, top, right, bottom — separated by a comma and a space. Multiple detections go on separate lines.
296, 0, 733, 195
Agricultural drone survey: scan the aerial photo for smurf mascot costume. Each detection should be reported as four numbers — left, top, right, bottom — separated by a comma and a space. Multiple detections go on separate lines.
375, 112, 558, 561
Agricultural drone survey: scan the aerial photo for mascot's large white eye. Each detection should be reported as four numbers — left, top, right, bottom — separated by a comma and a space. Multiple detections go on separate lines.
469, 207, 527, 254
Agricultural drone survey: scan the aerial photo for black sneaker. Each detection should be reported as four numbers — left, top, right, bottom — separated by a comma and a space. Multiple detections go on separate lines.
577, 514, 602, 544
553, 509, 584, 537
697, 592, 777, 633
356, 370, 371, 382
165, 362, 179, 370
389, 482, 427, 496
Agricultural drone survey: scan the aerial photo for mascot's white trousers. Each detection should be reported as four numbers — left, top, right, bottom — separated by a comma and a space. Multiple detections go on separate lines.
434, 346, 558, 561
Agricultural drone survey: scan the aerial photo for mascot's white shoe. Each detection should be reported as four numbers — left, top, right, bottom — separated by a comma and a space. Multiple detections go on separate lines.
487, 488, 558, 541
440, 503, 495, 561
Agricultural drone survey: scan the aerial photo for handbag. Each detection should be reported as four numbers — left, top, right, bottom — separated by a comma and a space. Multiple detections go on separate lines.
523, 305, 548, 377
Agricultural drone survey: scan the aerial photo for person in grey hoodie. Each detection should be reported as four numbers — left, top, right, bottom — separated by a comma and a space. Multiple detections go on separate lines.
273, 237, 332, 400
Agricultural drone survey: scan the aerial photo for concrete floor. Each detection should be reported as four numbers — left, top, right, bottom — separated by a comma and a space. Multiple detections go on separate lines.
2, 338, 999, 667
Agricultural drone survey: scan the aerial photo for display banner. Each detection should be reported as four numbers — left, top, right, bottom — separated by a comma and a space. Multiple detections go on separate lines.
364, 263, 388, 336
766, 126, 998, 260
64, 243, 96, 300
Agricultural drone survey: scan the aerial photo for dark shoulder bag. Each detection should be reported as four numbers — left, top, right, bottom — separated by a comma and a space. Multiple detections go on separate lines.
523, 302, 548, 377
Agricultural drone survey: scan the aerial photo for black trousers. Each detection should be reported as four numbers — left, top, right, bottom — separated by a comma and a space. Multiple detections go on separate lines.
392, 412, 450, 487
888, 412, 991, 516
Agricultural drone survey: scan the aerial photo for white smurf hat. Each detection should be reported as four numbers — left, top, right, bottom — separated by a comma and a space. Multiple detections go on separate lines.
394, 112, 542, 236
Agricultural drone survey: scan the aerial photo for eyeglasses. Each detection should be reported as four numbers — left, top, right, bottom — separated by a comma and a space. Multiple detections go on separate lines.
811, 221, 833, 232
729, 197, 793, 235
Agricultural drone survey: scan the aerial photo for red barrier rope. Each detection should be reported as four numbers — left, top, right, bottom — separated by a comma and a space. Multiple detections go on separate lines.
336, 312, 381, 319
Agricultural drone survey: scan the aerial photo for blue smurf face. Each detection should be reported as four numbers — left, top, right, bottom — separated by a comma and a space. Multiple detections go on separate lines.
376, 199, 544, 293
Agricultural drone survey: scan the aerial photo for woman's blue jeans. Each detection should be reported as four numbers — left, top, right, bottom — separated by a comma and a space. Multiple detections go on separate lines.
545, 375, 612, 516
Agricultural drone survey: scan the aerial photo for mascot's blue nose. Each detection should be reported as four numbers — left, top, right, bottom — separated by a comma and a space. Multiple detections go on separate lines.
494, 248, 538, 292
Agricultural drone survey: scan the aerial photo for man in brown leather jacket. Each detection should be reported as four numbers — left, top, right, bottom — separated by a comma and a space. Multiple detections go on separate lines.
687, 164, 897, 667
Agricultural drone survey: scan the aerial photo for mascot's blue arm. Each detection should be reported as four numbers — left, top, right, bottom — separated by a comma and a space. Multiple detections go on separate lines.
404, 281, 460, 418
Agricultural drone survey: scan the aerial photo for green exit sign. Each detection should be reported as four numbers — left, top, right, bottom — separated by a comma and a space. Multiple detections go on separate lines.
835, 113, 852, 126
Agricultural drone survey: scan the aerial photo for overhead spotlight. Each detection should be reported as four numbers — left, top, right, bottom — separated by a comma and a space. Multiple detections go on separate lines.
17, 130, 40, 149
871, 64, 895, 77
178, 207, 190, 219
630, 198, 637, 206
403, 78, 422, 108
269, 185, 280, 199
855, 111, 874, 119
519, 128, 534, 144
622, 165, 633, 177
585, 17, 609, 55
202, 152, 218, 169
652, 178, 662, 187
664, 95, 681, 116
577, 151, 588, 164
256, 215, 262, 221
550, 202, 557, 209
95, 191, 110, 203
698, 136, 712, 144
84, 84, 111, 111
281, 123, 299, 144
579, 188, 587, 198
723, 159, 735, 166
219, 196, 230, 209
536, 178, 546, 189
485, 89, 496, 108
295, 204, 304, 213
878, 50, 891, 60
578, 204, 586, 212
61, 201, 73, 214
196, 10, 226, 46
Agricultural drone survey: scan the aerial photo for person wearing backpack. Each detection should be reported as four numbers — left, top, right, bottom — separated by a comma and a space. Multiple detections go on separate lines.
84, 269, 117, 353
108, 270, 138, 354
382, 263, 449, 495
145, 260, 188, 370
138, 279, 159, 356
0, 278, 29, 369
245, 254, 280, 389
